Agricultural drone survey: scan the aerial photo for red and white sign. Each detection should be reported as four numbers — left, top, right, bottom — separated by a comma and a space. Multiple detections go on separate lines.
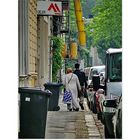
37, 1, 62, 16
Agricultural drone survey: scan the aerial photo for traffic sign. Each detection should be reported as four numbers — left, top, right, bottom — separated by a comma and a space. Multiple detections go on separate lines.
37, 0, 62, 16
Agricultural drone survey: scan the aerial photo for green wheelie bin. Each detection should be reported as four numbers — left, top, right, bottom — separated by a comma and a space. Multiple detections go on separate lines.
18, 87, 52, 139
44, 82, 63, 111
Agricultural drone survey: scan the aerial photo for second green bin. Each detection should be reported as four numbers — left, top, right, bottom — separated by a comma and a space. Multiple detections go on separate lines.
44, 82, 63, 111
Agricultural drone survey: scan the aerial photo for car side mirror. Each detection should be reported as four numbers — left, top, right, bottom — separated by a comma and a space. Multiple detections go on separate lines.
103, 99, 117, 108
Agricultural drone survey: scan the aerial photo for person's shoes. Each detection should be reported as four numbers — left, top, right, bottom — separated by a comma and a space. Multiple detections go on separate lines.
79, 103, 84, 110
73, 108, 79, 111
69, 108, 72, 111
76, 108, 79, 111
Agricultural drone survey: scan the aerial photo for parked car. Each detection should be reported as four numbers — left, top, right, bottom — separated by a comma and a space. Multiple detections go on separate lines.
103, 95, 122, 138
85, 65, 105, 87
84, 67, 91, 81
84, 67, 96, 112
84, 65, 105, 113
99, 71, 105, 85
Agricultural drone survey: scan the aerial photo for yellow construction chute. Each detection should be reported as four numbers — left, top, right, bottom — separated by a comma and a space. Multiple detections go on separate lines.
61, 44, 67, 58
78, 31, 86, 47
74, 0, 86, 47
70, 42, 77, 59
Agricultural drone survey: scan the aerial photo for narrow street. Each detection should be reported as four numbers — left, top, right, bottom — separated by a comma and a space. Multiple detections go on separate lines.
18, 0, 122, 139
45, 93, 104, 139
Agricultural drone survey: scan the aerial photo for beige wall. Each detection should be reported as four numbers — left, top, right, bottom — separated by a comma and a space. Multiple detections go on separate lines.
28, 0, 38, 87
19, 0, 52, 87
37, 16, 52, 88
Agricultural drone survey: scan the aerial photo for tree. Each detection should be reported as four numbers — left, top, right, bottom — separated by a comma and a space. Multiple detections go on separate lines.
86, 0, 122, 61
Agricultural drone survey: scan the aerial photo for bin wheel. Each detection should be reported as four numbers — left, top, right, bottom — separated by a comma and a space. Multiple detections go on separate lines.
54, 106, 60, 111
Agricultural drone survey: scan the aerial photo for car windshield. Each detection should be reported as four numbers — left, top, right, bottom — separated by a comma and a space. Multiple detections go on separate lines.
89, 66, 105, 80
109, 52, 122, 82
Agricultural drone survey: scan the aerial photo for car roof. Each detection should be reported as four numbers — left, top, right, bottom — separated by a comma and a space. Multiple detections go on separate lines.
106, 48, 122, 54
91, 65, 105, 69
84, 65, 105, 72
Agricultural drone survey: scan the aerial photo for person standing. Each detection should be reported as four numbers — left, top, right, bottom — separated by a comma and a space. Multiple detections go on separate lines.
73, 63, 87, 110
63, 68, 81, 111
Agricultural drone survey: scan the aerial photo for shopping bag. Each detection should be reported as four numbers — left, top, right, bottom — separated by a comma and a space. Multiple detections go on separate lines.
63, 90, 72, 104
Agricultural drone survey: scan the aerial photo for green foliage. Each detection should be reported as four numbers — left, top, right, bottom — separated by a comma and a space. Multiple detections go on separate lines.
92, 0, 121, 48
69, 0, 77, 40
85, 0, 122, 61
82, 0, 95, 18
79, 47, 90, 67
69, 0, 86, 41
51, 36, 64, 82
65, 58, 78, 71
68, 0, 92, 67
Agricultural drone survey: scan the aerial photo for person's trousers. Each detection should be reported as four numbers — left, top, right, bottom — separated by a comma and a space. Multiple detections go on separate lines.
79, 95, 84, 104
79, 86, 85, 104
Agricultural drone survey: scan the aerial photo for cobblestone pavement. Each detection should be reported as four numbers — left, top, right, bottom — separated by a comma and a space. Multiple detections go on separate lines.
45, 93, 104, 139
92, 113, 104, 138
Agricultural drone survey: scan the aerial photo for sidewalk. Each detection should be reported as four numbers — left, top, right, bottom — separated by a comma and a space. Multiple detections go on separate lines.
45, 93, 103, 139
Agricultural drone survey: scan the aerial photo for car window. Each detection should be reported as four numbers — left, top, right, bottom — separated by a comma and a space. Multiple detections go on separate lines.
89, 66, 105, 80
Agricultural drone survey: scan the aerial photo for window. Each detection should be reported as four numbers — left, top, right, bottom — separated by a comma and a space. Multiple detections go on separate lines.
89, 66, 105, 80
109, 53, 122, 82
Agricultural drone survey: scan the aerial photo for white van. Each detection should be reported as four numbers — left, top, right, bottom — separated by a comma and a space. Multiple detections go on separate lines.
97, 48, 122, 138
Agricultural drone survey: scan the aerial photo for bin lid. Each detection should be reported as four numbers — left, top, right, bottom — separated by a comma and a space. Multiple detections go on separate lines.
18, 87, 52, 96
44, 82, 63, 87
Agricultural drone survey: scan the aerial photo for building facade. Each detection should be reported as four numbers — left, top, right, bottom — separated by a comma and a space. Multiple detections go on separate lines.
18, 0, 52, 87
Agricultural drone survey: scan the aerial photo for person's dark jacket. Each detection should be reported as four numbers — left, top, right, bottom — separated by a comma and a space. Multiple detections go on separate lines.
73, 70, 87, 88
